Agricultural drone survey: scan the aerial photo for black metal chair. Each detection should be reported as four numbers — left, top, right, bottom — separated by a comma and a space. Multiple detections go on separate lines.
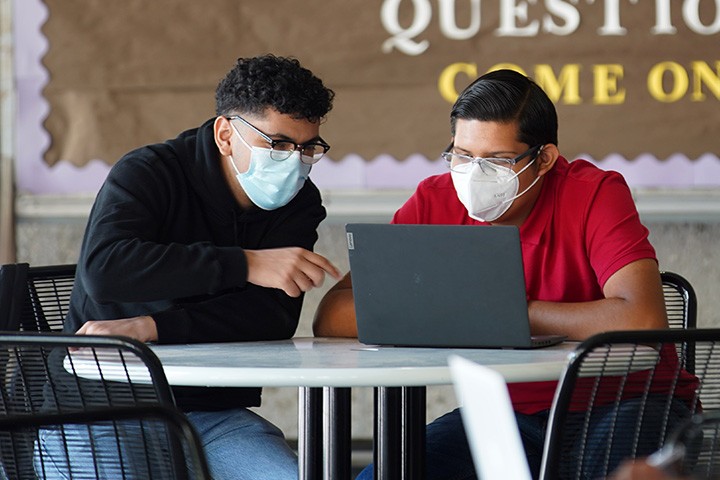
0, 262, 76, 333
661, 271, 698, 375
661, 271, 697, 331
0, 333, 205, 480
0, 263, 28, 331
0, 404, 211, 480
540, 328, 720, 480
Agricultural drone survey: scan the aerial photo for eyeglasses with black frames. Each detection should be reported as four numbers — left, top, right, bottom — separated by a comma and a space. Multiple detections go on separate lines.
227, 115, 331, 164
442, 144, 544, 174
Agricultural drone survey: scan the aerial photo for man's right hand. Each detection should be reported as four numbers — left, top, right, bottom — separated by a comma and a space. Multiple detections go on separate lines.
245, 247, 342, 297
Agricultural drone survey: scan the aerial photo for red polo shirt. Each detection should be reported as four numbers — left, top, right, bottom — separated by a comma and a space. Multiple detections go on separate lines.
392, 157, 692, 413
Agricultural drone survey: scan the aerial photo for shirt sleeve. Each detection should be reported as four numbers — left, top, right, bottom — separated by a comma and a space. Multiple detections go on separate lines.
150, 191, 325, 344
152, 285, 302, 344
583, 172, 656, 288
81, 153, 249, 301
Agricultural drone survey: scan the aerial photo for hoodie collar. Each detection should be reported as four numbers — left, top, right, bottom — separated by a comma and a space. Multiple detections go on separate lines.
169, 118, 267, 225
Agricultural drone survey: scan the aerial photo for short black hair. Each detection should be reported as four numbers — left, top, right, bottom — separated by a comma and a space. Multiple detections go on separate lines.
450, 69, 558, 147
215, 54, 334, 122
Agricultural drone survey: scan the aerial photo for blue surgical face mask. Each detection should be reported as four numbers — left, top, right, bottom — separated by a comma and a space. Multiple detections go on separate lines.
228, 124, 311, 210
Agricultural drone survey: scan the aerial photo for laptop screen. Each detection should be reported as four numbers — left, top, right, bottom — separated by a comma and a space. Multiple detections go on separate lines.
449, 354, 533, 480
346, 223, 538, 348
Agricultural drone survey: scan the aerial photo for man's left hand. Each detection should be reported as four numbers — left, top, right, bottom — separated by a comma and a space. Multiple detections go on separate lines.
76, 316, 158, 343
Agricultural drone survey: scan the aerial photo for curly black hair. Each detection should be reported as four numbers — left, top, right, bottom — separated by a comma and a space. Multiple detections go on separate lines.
215, 54, 334, 122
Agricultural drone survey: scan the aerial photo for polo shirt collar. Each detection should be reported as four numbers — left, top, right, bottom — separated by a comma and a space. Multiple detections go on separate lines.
518, 156, 567, 246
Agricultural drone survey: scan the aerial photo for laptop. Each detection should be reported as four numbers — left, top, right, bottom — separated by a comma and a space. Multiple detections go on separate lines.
449, 354, 533, 480
345, 223, 565, 349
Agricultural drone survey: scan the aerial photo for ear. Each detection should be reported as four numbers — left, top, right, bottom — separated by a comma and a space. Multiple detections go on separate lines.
214, 116, 234, 156
536, 144, 559, 177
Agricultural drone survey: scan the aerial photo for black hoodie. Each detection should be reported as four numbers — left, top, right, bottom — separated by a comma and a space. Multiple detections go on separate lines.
65, 118, 326, 410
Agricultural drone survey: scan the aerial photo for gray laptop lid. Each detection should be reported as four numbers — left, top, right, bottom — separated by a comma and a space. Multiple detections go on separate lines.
346, 224, 563, 349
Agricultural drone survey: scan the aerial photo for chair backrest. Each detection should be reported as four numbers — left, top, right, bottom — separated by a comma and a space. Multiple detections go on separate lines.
540, 328, 720, 480
0, 263, 76, 333
0, 263, 29, 331
661, 271, 698, 374
661, 271, 697, 330
0, 333, 176, 479
0, 405, 211, 480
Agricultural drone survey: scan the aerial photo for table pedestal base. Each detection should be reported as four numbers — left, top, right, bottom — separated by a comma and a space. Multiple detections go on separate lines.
375, 386, 426, 480
299, 387, 351, 480
299, 386, 427, 480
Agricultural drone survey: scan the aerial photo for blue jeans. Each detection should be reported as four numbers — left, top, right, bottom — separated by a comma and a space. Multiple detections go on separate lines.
356, 397, 690, 480
356, 408, 476, 480
35, 407, 298, 480
549, 397, 691, 480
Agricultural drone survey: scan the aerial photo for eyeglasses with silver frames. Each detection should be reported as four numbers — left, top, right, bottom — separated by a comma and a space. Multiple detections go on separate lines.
442, 144, 544, 174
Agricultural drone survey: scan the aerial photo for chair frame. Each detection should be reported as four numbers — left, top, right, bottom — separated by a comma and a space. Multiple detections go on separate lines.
660, 271, 697, 330
660, 271, 698, 374
540, 328, 720, 480
0, 264, 213, 478
0, 262, 76, 333
0, 333, 178, 479
0, 404, 211, 480
0, 262, 29, 331
0, 332, 176, 406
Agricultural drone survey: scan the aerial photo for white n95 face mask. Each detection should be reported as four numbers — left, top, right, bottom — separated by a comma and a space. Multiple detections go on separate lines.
228, 126, 311, 210
451, 159, 539, 222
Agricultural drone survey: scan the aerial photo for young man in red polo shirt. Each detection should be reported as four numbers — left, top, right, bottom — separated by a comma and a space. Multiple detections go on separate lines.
313, 69, 693, 479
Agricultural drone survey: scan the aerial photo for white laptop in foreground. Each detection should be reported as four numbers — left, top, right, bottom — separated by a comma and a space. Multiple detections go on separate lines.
449, 354, 533, 480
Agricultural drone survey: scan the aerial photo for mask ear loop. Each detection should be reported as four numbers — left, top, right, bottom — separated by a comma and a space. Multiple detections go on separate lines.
227, 154, 242, 177
495, 145, 545, 206
227, 121, 253, 177
509, 145, 544, 179
229, 121, 254, 150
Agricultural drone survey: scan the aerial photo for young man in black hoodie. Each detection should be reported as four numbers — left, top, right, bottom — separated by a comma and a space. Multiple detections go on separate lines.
39, 55, 340, 480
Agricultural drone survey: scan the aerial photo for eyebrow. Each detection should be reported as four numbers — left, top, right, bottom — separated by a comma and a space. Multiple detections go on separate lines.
266, 132, 324, 144
453, 145, 518, 157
